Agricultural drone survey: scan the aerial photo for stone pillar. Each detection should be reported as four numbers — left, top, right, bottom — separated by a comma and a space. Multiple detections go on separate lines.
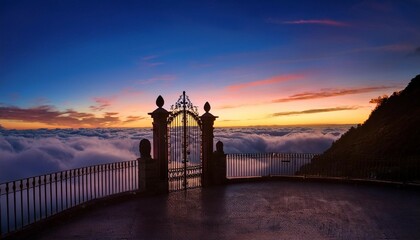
137, 139, 160, 193
148, 96, 170, 192
200, 102, 217, 187
212, 141, 227, 185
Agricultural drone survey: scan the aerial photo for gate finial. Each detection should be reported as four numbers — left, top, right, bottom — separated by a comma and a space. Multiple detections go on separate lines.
156, 95, 164, 108
204, 102, 211, 113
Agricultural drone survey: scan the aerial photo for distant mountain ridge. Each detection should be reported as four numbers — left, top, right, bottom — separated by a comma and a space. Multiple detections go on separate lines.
299, 75, 420, 180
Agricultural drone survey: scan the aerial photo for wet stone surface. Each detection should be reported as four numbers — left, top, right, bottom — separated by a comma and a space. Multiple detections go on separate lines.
30, 181, 420, 240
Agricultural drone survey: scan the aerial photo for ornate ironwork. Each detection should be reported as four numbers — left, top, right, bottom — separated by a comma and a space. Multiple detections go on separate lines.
170, 91, 199, 116
167, 91, 202, 191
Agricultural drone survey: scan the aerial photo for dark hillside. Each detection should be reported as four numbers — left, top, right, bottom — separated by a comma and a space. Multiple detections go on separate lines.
299, 75, 420, 181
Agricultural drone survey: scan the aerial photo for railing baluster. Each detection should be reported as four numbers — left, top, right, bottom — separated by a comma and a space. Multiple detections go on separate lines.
94, 166, 97, 199
26, 179, 30, 225
38, 177, 41, 220
54, 173, 58, 214
44, 176, 47, 218
90, 167, 93, 201
20, 180, 23, 228
32, 178, 36, 222
6, 183, 10, 232
49, 175, 52, 216
0, 186, 2, 236
64, 172, 68, 210
13, 181, 17, 230
78, 169, 81, 205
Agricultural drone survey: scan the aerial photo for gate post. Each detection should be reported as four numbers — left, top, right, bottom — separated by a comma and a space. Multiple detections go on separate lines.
200, 102, 217, 187
149, 95, 170, 192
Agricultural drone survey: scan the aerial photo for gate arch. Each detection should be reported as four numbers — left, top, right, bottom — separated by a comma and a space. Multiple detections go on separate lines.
167, 91, 202, 191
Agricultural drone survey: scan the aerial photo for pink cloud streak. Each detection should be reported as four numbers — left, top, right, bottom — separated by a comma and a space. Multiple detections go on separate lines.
227, 73, 305, 91
270, 18, 349, 27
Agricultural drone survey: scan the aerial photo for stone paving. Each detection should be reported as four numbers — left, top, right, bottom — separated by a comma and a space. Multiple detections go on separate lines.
26, 181, 420, 240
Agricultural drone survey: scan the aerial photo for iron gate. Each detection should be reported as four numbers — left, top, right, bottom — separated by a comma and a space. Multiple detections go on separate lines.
167, 91, 202, 191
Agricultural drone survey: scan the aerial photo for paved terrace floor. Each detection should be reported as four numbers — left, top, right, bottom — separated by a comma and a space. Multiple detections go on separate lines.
20, 181, 420, 240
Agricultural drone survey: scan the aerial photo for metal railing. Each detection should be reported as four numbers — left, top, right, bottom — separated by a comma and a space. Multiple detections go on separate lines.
226, 153, 420, 183
0, 160, 138, 237
227, 153, 316, 178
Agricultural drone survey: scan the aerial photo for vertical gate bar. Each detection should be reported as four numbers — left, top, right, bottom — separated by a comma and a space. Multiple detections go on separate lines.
183, 92, 187, 190
177, 115, 180, 191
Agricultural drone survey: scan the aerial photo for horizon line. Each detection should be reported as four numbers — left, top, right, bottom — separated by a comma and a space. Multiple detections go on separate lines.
0, 123, 358, 131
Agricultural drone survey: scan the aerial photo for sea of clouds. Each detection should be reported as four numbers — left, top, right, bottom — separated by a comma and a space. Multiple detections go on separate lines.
0, 126, 351, 182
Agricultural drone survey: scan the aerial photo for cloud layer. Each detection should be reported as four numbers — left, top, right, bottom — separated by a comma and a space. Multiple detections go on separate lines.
214, 126, 349, 154
0, 126, 351, 182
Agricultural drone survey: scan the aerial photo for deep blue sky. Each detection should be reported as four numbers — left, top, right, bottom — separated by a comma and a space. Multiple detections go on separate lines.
1, 0, 419, 128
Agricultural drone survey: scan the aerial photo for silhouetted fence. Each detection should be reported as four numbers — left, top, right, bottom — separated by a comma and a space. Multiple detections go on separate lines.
226, 153, 420, 183
0, 160, 138, 237
227, 153, 316, 178
298, 155, 420, 182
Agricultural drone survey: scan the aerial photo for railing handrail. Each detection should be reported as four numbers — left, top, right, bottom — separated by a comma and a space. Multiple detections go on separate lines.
0, 159, 138, 186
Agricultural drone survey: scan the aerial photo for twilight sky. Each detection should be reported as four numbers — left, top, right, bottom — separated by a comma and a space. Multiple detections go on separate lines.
1, 0, 419, 129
